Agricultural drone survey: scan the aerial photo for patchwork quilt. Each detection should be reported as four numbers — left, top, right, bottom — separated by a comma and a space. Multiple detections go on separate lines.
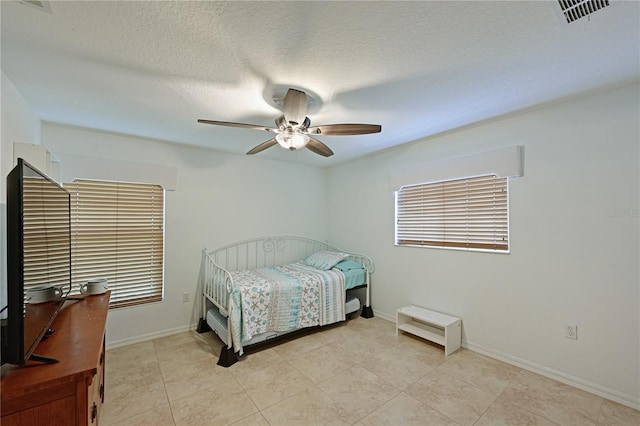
229, 262, 346, 354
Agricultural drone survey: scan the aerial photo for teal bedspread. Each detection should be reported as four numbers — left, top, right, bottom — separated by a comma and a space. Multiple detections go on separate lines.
229, 262, 346, 354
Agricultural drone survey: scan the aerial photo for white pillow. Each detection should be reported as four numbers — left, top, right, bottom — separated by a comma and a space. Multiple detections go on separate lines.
303, 251, 349, 271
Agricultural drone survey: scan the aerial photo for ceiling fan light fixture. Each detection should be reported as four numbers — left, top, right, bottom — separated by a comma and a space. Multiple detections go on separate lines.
198, 88, 381, 157
275, 131, 309, 151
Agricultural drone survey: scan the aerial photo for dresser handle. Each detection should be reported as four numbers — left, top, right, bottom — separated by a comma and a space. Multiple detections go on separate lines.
100, 383, 104, 402
91, 403, 97, 423
99, 351, 104, 366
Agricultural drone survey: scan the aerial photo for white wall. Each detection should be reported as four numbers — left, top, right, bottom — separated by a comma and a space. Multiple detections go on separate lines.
4, 67, 638, 407
1, 71, 42, 311
41, 123, 329, 346
327, 83, 640, 407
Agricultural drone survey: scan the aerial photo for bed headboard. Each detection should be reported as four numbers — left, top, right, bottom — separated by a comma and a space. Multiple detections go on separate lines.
203, 236, 374, 273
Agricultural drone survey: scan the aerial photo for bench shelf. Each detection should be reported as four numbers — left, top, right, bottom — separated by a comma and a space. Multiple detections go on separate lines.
396, 305, 461, 356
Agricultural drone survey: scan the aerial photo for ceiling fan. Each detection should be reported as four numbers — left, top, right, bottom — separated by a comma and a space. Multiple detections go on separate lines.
198, 88, 381, 157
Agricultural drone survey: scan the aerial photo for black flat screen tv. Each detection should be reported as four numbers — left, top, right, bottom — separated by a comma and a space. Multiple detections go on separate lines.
1, 158, 71, 365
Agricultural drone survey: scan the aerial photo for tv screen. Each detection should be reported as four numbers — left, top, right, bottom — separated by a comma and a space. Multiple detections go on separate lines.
1, 158, 71, 365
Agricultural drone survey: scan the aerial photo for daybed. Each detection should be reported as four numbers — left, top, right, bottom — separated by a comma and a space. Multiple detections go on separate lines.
197, 236, 374, 367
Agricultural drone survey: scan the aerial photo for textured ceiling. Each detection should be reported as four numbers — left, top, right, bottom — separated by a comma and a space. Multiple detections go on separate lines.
2, 1, 639, 167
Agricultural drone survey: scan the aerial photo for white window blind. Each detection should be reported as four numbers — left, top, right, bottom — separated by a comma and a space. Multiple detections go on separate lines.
64, 179, 165, 308
395, 174, 509, 252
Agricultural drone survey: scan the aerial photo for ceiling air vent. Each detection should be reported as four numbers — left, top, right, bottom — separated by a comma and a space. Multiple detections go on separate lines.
557, 0, 610, 23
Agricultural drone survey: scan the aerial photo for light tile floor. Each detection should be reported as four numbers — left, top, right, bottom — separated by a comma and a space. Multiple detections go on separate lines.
102, 316, 640, 426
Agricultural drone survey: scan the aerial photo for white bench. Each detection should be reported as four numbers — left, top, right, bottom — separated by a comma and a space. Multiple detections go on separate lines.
396, 305, 461, 356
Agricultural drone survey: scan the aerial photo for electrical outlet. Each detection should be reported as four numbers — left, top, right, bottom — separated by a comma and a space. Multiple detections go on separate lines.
182, 292, 189, 303
566, 325, 578, 340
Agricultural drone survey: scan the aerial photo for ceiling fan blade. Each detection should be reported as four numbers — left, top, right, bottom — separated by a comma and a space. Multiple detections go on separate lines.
306, 123, 381, 136
306, 137, 334, 157
283, 89, 308, 127
246, 138, 278, 155
198, 119, 277, 133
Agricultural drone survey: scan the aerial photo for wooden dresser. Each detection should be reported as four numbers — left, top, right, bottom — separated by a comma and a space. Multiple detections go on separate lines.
1, 291, 110, 425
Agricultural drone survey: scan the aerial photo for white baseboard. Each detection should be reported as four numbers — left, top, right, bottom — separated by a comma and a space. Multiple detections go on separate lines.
465, 340, 639, 411
372, 309, 395, 323
105, 324, 195, 350
372, 309, 639, 410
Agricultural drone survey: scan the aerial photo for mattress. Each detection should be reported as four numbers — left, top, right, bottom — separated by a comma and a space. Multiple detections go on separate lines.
207, 296, 361, 347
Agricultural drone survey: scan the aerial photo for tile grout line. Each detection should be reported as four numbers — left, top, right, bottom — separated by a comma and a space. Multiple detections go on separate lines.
153, 339, 178, 426
470, 366, 522, 426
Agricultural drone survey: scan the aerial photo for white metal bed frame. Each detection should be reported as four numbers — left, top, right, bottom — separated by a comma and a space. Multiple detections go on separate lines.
197, 236, 374, 366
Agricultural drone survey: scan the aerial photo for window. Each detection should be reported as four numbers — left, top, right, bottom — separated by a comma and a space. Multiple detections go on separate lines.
395, 174, 509, 252
64, 179, 165, 308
